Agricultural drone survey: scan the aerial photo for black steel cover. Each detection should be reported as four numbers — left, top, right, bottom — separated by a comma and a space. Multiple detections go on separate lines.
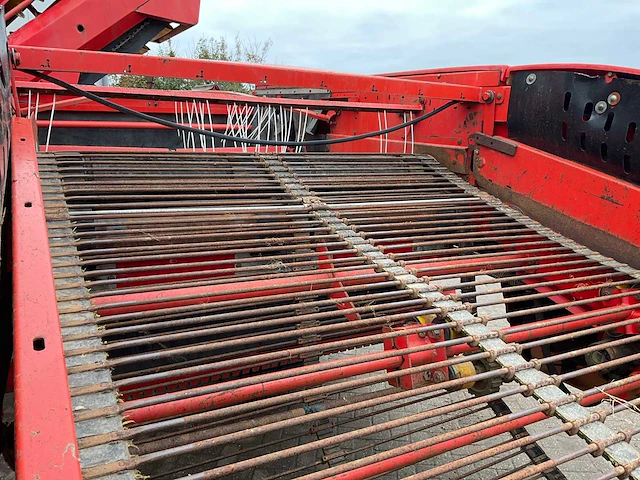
507, 70, 640, 186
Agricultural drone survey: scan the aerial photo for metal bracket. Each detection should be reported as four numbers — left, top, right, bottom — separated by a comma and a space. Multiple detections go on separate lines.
469, 132, 518, 156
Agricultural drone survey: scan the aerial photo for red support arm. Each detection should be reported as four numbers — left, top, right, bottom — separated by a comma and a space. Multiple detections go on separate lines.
10, 45, 487, 102
15, 81, 424, 112
8, 0, 199, 50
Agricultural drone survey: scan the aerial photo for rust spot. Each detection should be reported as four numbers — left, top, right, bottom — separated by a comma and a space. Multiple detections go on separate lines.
599, 193, 623, 206
600, 186, 623, 206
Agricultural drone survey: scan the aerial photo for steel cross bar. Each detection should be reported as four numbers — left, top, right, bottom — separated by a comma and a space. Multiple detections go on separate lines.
11, 46, 487, 102
116, 310, 639, 425
16, 81, 425, 112
35, 120, 245, 130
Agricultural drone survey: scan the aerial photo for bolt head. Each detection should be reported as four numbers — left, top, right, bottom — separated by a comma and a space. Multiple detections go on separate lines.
433, 370, 446, 383
607, 92, 620, 105
477, 157, 486, 168
525, 73, 536, 85
594, 101, 608, 114
481, 90, 494, 103
428, 329, 441, 339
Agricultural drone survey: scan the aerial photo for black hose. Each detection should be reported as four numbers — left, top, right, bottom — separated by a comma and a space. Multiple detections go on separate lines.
26, 70, 459, 148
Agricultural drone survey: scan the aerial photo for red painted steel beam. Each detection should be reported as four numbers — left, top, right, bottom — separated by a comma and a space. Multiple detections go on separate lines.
92, 255, 610, 317
35, 120, 248, 130
135, 0, 200, 25
11, 46, 487, 102
41, 145, 253, 153
11, 117, 82, 479
19, 94, 229, 116
473, 139, 640, 248
505, 311, 636, 343
378, 64, 508, 79
379, 66, 505, 88
332, 412, 548, 480
9, 0, 199, 85
327, 135, 468, 154
507, 63, 640, 79
16, 81, 424, 112
5, 0, 36, 21
8, 0, 199, 50
384, 64, 640, 84
318, 247, 361, 322
409, 253, 548, 276
125, 354, 403, 423
93, 254, 530, 316
580, 375, 640, 404
92, 269, 385, 316
446, 310, 633, 356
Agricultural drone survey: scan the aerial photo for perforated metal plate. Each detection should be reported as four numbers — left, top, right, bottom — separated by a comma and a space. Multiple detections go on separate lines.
507, 70, 640, 185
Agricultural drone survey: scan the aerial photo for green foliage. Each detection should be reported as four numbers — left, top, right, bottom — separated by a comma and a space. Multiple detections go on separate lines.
112, 35, 273, 92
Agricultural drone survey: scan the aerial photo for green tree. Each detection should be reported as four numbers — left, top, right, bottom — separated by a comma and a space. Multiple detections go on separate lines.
113, 35, 273, 92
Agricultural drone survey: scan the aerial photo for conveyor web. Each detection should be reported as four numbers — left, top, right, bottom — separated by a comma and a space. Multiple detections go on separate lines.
38, 152, 640, 480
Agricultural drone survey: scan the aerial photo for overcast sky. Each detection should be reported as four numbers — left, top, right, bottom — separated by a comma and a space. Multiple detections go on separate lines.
172, 0, 640, 74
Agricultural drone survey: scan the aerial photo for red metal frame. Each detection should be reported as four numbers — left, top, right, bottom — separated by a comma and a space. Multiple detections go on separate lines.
15, 81, 424, 113
9, 0, 200, 83
378, 64, 507, 87
472, 138, 640, 248
126, 354, 403, 424
10, 117, 82, 480
506, 63, 640, 78
11, 46, 490, 102
380, 62, 640, 83
5, 4, 640, 478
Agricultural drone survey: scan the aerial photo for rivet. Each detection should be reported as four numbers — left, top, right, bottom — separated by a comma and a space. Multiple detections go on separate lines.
594, 101, 608, 114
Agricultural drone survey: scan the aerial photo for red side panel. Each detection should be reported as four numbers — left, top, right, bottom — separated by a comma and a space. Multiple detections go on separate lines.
136, 0, 200, 24
473, 138, 640, 248
11, 117, 82, 480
